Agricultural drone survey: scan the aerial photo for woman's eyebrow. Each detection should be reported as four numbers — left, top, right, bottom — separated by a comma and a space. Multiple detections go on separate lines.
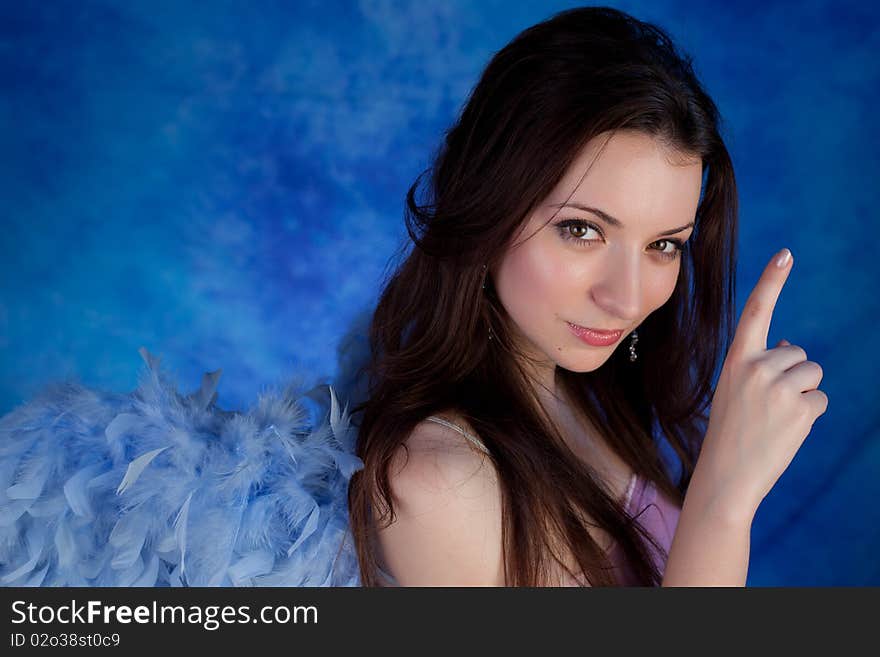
548, 202, 694, 236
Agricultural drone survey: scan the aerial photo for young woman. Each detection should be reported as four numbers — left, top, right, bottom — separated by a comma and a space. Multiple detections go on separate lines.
0, 5, 826, 588
346, 6, 828, 586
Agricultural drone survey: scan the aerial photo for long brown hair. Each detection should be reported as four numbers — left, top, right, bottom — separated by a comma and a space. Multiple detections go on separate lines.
347, 5, 738, 586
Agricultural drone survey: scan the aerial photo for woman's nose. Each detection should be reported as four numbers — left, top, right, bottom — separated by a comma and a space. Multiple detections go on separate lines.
589, 253, 642, 321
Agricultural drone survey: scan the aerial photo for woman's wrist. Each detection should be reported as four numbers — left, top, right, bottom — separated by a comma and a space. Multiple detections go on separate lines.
685, 453, 758, 529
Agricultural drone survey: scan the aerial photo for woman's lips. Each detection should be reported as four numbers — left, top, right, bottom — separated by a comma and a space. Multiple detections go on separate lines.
566, 321, 624, 346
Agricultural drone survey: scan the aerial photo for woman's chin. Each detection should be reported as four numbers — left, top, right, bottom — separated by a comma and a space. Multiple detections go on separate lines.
555, 353, 612, 374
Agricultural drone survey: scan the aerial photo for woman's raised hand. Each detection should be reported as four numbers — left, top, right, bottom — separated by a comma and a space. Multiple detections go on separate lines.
695, 248, 828, 520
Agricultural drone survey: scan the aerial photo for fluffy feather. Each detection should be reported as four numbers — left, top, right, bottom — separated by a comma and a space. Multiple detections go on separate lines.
0, 346, 365, 586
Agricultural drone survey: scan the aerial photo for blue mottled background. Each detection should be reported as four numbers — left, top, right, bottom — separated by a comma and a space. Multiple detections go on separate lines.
1, 0, 877, 585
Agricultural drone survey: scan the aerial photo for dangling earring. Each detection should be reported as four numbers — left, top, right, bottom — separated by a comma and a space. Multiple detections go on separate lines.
628, 329, 639, 362
481, 264, 494, 341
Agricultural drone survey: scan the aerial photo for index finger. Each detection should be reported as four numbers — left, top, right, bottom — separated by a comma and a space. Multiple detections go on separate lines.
730, 248, 793, 355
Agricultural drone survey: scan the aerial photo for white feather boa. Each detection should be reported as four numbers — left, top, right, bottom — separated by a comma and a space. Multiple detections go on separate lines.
0, 347, 365, 586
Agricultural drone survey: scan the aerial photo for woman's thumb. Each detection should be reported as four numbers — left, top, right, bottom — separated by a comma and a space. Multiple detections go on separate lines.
775, 338, 791, 347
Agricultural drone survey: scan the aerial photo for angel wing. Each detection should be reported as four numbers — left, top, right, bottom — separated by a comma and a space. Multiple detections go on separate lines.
0, 345, 365, 587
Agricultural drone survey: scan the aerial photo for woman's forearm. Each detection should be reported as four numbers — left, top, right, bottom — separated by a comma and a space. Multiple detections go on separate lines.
661, 465, 755, 587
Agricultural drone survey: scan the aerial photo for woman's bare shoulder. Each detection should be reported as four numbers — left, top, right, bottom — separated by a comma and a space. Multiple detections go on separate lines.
376, 411, 505, 585
390, 410, 493, 489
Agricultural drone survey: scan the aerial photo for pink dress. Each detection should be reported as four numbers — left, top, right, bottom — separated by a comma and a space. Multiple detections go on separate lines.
375, 416, 682, 586
609, 471, 682, 585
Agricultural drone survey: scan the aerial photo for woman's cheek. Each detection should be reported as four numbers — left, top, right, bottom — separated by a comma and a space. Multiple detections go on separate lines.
650, 266, 681, 309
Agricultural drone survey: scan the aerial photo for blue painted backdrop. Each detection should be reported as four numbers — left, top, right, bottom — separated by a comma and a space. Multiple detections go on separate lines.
1, 0, 877, 585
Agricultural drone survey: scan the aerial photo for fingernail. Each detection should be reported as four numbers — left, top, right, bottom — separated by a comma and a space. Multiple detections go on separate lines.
775, 248, 792, 268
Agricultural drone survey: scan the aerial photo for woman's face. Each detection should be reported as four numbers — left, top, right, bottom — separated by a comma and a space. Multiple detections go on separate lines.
492, 130, 703, 381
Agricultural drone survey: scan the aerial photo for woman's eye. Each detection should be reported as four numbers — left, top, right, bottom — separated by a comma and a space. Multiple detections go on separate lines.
555, 219, 602, 243
649, 238, 685, 260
